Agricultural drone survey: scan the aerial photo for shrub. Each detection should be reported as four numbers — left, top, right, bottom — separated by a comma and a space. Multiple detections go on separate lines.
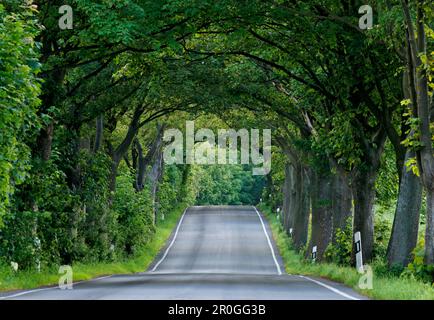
0, 4, 41, 221
402, 239, 434, 284
113, 166, 155, 257
324, 217, 352, 266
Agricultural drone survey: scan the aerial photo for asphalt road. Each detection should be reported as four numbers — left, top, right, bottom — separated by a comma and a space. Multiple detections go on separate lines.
0, 206, 366, 300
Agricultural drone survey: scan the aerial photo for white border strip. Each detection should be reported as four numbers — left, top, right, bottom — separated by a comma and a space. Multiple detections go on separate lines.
298, 275, 359, 300
0, 287, 53, 300
151, 208, 189, 272
0, 275, 113, 300
253, 206, 282, 275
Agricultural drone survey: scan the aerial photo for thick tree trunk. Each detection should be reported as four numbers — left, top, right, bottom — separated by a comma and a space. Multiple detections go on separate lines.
351, 168, 377, 263
387, 150, 422, 267
308, 171, 333, 261
425, 187, 434, 264
36, 122, 54, 161
282, 163, 293, 232
401, 0, 434, 264
332, 167, 353, 243
292, 166, 310, 250
108, 105, 146, 193
275, 136, 310, 250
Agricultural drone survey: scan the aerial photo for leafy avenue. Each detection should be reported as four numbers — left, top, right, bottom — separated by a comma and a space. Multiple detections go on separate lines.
0, 0, 433, 297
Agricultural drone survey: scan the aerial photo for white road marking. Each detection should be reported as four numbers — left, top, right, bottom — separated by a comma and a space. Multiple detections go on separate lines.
298, 275, 360, 300
151, 208, 189, 272
253, 206, 282, 275
0, 287, 53, 300
0, 275, 113, 300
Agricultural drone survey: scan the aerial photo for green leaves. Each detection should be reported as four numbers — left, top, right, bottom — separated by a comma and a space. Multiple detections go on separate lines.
0, 4, 41, 221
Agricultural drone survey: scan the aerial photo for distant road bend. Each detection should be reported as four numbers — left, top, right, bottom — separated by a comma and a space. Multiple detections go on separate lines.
0, 206, 366, 300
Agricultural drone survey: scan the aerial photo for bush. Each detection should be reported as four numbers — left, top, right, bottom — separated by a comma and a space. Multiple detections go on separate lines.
324, 217, 352, 266
373, 209, 393, 259
75, 151, 116, 262
0, 159, 78, 269
402, 239, 434, 284
0, 4, 41, 220
113, 166, 155, 257
157, 165, 183, 220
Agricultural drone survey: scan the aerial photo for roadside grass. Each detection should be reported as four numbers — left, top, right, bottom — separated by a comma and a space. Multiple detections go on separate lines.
0, 204, 186, 292
259, 204, 434, 300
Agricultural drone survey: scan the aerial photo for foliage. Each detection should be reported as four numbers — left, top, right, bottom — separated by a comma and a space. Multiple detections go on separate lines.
0, 0, 433, 299
0, 3, 41, 221
0, 204, 186, 291
403, 239, 434, 283
375, 142, 399, 208
157, 165, 184, 219
195, 164, 264, 206
113, 165, 154, 257
324, 217, 353, 266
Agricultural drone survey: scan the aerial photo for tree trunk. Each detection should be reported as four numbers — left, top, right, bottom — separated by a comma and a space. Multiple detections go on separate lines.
387, 149, 422, 267
147, 147, 164, 225
351, 168, 377, 263
292, 166, 310, 250
108, 105, 146, 193
425, 187, 434, 264
135, 124, 165, 192
308, 170, 333, 261
401, 0, 434, 264
332, 167, 353, 243
36, 122, 54, 161
282, 163, 293, 232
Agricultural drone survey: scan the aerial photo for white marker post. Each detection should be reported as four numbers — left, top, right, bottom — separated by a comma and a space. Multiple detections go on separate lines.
312, 246, 317, 263
354, 231, 364, 273
289, 228, 293, 237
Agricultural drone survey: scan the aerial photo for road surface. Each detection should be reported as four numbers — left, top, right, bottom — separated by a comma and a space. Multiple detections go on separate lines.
0, 206, 366, 300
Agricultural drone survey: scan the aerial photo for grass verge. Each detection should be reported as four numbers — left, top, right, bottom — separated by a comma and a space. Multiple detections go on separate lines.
0, 204, 186, 292
259, 204, 434, 300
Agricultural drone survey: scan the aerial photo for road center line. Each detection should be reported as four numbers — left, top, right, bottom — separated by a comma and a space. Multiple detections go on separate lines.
151, 208, 189, 272
298, 275, 360, 300
253, 206, 282, 275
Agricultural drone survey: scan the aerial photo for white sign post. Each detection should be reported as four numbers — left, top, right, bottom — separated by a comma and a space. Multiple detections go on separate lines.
289, 228, 293, 237
354, 231, 364, 273
312, 246, 317, 263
